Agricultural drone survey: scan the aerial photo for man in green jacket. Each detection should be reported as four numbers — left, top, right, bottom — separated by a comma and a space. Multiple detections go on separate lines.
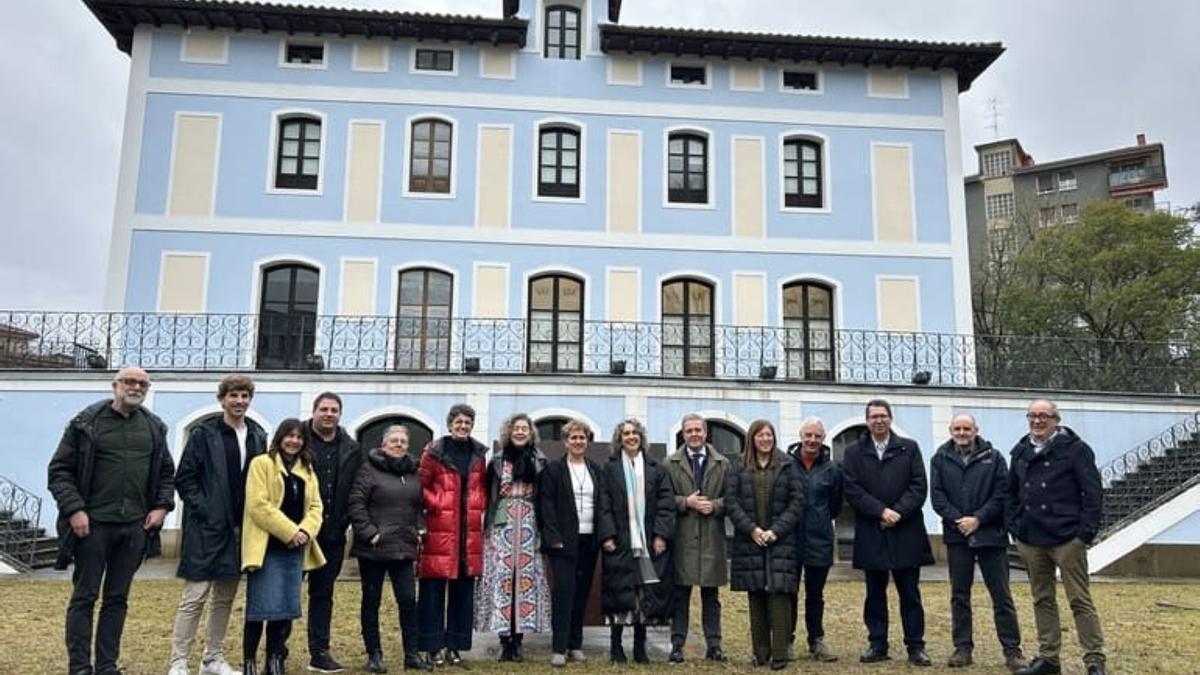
664, 413, 731, 663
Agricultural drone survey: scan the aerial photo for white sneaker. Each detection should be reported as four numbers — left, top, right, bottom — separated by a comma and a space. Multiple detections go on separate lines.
199, 659, 242, 675
551, 653, 567, 667
167, 660, 191, 675
568, 649, 586, 662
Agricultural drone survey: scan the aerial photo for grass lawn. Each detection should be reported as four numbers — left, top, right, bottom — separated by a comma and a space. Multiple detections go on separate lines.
2, 578, 1199, 674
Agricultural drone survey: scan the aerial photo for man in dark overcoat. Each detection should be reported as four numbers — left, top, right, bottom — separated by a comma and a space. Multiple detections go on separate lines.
842, 398, 933, 667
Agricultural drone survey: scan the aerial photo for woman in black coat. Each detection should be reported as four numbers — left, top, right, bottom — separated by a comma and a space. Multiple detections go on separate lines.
539, 419, 603, 667
595, 418, 675, 664
725, 419, 804, 670
347, 425, 431, 673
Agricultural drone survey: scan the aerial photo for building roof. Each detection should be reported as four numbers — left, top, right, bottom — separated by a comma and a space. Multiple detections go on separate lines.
964, 141, 1167, 183
83, 0, 528, 54
599, 24, 1003, 92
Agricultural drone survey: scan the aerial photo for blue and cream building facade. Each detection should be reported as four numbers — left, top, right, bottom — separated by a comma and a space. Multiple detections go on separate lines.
4, 0, 1195, 572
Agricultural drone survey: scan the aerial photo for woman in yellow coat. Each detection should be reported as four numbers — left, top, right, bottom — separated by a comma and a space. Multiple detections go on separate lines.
241, 418, 326, 675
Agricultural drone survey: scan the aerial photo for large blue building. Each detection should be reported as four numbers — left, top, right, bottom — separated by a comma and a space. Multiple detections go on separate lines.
0, 0, 1196, 575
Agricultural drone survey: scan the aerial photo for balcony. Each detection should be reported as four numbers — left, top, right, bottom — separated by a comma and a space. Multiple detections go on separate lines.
0, 311, 1196, 395
1108, 164, 1166, 191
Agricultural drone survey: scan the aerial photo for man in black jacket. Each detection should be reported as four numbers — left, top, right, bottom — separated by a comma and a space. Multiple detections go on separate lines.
47, 367, 175, 675
304, 391, 362, 673
930, 414, 1025, 671
785, 417, 842, 663
842, 399, 933, 667
1007, 400, 1105, 675
168, 374, 267, 675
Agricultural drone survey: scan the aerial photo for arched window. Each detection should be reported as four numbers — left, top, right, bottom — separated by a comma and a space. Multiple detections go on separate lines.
673, 418, 745, 462
544, 5, 581, 60
409, 119, 453, 193
782, 281, 835, 381
667, 132, 708, 204
535, 416, 571, 443
528, 273, 583, 373
783, 138, 823, 208
662, 277, 714, 377
538, 125, 581, 198
396, 268, 453, 371
356, 415, 435, 457
256, 263, 319, 369
275, 115, 321, 190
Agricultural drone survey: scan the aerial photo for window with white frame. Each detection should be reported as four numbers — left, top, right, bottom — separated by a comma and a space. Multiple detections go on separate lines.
667, 132, 708, 204
537, 125, 581, 198
274, 115, 321, 190
781, 69, 819, 92
284, 41, 324, 66
984, 192, 1015, 220
1058, 169, 1078, 191
1060, 203, 1079, 223
669, 64, 708, 86
783, 137, 823, 208
409, 118, 452, 194
1039, 206, 1057, 228
981, 150, 1012, 178
1036, 173, 1057, 194
414, 48, 454, 72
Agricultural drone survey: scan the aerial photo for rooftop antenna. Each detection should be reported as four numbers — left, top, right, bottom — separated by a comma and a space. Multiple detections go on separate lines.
985, 96, 1001, 139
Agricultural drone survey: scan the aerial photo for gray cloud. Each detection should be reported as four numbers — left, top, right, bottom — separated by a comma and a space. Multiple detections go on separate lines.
2, 0, 1194, 309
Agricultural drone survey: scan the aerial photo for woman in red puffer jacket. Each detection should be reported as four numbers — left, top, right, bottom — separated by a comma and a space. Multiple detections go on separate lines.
416, 403, 489, 667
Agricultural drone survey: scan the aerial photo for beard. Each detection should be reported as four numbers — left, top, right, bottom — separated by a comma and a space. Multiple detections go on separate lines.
120, 392, 145, 409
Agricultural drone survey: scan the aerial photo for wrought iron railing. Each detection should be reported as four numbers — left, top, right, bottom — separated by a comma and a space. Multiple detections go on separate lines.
0, 474, 43, 571
1, 310, 1197, 393
1097, 412, 1200, 539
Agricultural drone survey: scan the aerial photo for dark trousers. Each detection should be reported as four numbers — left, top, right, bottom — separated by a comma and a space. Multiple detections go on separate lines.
359, 558, 418, 655
306, 536, 345, 656
243, 619, 292, 661
863, 566, 925, 652
788, 564, 831, 647
548, 534, 598, 654
417, 576, 476, 652
947, 544, 1021, 652
671, 585, 722, 650
65, 521, 147, 674
747, 591, 791, 663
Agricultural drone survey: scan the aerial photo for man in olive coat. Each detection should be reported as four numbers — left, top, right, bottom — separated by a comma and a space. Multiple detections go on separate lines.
842, 399, 933, 667
664, 413, 730, 663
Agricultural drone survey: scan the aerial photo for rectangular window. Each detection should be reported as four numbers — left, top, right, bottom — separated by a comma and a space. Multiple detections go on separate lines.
669, 64, 707, 86
1039, 206, 1057, 228
1036, 173, 1057, 194
984, 192, 1015, 220
275, 116, 321, 190
284, 42, 324, 65
414, 48, 454, 72
783, 139, 823, 208
409, 119, 452, 194
1058, 169, 1077, 191
981, 150, 1012, 178
537, 127, 581, 198
782, 70, 819, 91
544, 6, 581, 60
667, 134, 708, 204
1060, 203, 1079, 223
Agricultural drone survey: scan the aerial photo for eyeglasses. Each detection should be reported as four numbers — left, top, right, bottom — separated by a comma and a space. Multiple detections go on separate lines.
1025, 412, 1057, 422
117, 377, 151, 389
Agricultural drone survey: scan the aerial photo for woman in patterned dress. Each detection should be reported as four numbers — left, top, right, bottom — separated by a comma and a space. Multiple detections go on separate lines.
475, 413, 551, 661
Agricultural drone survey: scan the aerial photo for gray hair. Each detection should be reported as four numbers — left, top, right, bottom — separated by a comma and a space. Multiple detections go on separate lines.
382, 425, 409, 443
498, 413, 539, 448
680, 413, 707, 430
798, 416, 825, 435
611, 417, 648, 455
1027, 399, 1059, 417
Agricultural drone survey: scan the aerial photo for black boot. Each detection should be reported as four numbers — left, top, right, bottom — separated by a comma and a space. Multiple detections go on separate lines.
511, 634, 524, 663
498, 636, 514, 662
367, 650, 388, 673
633, 624, 649, 664
610, 626, 627, 663
243, 660, 259, 675
265, 653, 285, 675
404, 652, 433, 672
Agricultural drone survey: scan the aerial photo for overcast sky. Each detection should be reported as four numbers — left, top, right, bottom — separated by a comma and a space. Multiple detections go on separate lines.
2, 0, 1196, 310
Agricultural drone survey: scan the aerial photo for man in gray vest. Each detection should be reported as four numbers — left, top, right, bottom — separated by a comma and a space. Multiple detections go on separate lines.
664, 413, 730, 663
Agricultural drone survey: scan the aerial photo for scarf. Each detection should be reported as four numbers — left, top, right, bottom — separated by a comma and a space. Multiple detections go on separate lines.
622, 450, 660, 584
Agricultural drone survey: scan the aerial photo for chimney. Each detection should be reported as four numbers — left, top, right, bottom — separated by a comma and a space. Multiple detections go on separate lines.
1137, 133, 1146, 146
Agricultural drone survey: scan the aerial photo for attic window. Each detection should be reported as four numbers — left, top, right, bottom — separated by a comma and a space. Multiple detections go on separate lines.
669, 64, 707, 86
782, 70, 819, 92
285, 42, 325, 66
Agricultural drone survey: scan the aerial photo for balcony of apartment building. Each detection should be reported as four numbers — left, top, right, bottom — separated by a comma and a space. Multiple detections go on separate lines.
1106, 136, 1168, 199
2, 309, 1197, 396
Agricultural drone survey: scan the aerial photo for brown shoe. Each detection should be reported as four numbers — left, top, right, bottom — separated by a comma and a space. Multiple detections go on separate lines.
947, 648, 973, 668
1005, 650, 1029, 672
809, 640, 838, 662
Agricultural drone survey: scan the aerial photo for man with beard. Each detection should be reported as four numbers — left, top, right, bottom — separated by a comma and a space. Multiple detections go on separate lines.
48, 366, 176, 675
303, 392, 362, 673
168, 374, 267, 675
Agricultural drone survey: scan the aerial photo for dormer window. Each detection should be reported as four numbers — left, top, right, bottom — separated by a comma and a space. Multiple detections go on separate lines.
414, 48, 454, 72
669, 64, 707, 87
545, 5, 581, 60
284, 42, 324, 66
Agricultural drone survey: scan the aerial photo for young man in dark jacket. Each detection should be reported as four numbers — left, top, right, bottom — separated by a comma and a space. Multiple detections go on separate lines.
930, 414, 1025, 671
1007, 400, 1106, 675
842, 399, 933, 667
168, 374, 267, 675
47, 367, 175, 675
303, 391, 362, 673
785, 417, 842, 662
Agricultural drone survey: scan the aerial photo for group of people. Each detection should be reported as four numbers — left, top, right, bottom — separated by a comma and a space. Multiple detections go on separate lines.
48, 367, 1107, 675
